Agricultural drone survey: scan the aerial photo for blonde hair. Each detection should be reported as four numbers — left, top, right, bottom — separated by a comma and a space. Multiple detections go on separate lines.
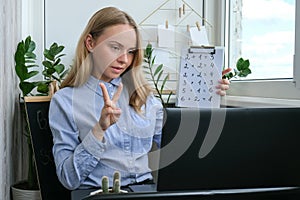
61, 7, 152, 112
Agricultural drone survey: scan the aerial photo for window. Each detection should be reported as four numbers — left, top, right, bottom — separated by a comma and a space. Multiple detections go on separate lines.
23, 0, 300, 105
228, 0, 295, 80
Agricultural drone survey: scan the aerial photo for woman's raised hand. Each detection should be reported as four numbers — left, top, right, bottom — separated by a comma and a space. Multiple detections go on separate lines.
99, 83, 123, 131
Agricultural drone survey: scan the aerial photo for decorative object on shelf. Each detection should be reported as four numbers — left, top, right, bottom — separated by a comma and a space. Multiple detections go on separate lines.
222, 57, 251, 80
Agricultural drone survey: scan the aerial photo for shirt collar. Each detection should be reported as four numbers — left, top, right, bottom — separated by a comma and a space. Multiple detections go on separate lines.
86, 75, 122, 96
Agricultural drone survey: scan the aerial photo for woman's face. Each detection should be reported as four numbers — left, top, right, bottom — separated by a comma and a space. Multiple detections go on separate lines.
86, 24, 137, 82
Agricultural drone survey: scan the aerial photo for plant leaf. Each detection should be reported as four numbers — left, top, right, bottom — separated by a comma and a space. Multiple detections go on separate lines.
42, 60, 53, 69
24, 36, 36, 53
240, 59, 250, 70
160, 74, 169, 93
237, 58, 250, 71
19, 81, 36, 96
156, 70, 163, 85
51, 75, 60, 82
25, 52, 36, 60
145, 43, 152, 58
151, 55, 156, 66
236, 57, 244, 68
54, 64, 65, 74
15, 64, 28, 81
53, 58, 61, 66
27, 40, 36, 53
37, 82, 49, 94
166, 91, 173, 105
56, 53, 66, 59
238, 68, 252, 77
54, 46, 65, 55
154, 64, 163, 76
14, 42, 25, 65
25, 70, 39, 80
44, 49, 55, 61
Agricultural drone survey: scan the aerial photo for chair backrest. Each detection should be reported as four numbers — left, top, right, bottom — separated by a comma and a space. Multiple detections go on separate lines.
24, 99, 70, 200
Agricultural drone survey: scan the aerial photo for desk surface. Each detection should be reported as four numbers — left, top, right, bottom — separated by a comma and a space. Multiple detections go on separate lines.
72, 187, 300, 200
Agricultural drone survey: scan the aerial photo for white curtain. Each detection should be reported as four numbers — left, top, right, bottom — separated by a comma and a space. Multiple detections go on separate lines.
0, 0, 27, 199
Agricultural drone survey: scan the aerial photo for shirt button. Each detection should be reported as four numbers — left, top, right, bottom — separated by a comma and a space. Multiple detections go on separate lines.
100, 148, 105, 152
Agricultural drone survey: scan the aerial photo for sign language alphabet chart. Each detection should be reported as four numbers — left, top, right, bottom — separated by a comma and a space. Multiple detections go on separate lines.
176, 46, 224, 108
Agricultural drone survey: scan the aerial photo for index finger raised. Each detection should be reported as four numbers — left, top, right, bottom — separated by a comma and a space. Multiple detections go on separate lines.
99, 83, 111, 103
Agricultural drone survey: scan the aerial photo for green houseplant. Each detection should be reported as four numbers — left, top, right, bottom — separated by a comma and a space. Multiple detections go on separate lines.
223, 57, 251, 80
143, 43, 173, 107
12, 36, 68, 199
15, 36, 68, 97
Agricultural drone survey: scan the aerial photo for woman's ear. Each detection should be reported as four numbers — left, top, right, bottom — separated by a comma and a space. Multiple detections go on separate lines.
85, 34, 95, 52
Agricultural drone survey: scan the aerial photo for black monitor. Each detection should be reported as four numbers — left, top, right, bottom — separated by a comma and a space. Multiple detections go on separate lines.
157, 107, 300, 192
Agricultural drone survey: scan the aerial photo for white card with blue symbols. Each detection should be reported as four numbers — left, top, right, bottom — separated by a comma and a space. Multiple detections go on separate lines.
176, 46, 224, 108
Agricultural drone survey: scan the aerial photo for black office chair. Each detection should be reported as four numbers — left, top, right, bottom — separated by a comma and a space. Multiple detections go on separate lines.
24, 99, 71, 200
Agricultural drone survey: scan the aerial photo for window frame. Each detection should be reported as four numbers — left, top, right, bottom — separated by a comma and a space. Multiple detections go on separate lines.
204, 0, 300, 107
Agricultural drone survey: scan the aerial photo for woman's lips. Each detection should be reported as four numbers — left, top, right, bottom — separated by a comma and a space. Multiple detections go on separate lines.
111, 66, 123, 73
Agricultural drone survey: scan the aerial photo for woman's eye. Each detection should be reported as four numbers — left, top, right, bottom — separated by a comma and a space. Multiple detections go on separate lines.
111, 46, 121, 51
128, 49, 136, 54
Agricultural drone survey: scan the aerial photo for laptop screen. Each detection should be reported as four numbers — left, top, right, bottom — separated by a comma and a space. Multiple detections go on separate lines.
157, 107, 300, 191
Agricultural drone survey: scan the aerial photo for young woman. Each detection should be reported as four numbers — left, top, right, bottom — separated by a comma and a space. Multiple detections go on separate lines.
49, 6, 230, 190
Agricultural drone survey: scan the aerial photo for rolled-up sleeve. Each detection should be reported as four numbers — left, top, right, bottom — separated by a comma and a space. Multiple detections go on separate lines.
150, 96, 164, 149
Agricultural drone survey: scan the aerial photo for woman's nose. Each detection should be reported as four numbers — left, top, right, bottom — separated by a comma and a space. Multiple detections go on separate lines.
117, 52, 129, 64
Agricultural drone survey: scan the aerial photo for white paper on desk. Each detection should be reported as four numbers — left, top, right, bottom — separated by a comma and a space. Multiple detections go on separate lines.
189, 26, 210, 46
157, 24, 175, 48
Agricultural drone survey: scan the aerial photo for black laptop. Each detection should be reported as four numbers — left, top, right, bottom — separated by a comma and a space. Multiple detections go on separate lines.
156, 107, 300, 192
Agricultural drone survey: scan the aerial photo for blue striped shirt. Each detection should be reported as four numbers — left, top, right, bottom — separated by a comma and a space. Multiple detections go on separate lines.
49, 76, 163, 190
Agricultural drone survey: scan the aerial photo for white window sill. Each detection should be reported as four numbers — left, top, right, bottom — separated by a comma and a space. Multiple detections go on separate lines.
221, 95, 300, 108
